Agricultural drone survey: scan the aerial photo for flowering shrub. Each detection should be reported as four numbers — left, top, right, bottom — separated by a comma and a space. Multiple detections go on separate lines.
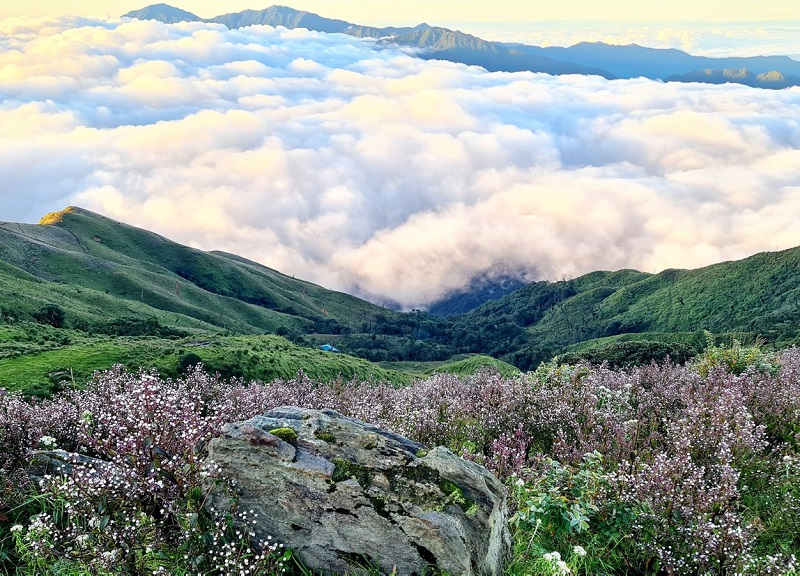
1, 348, 800, 574
0, 367, 288, 574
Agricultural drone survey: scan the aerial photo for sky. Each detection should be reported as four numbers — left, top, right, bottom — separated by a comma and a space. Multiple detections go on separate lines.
3, 2, 800, 57
1, 6, 800, 308
2, 1, 799, 23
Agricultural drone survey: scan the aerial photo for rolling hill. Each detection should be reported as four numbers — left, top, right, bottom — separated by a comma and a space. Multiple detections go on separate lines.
1, 207, 388, 334
2, 206, 800, 391
447, 249, 800, 369
0, 207, 426, 393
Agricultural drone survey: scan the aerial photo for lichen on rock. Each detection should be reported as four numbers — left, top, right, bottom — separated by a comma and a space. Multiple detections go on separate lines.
206, 406, 511, 575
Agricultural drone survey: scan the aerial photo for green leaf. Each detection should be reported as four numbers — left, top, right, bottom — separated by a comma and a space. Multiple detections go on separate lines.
158, 468, 179, 485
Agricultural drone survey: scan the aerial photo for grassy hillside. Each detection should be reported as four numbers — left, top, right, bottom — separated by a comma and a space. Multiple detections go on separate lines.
0, 207, 428, 395
3, 206, 800, 386
1, 207, 392, 334
0, 322, 411, 397
448, 248, 800, 369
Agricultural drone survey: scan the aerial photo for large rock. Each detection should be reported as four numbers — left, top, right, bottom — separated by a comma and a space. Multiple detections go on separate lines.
206, 406, 511, 575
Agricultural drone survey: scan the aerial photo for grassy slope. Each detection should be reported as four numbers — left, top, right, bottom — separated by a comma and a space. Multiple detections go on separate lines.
0, 324, 411, 396
454, 248, 800, 367
429, 354, 520, 378
3, 206, 800, 385
553, 248, 800, 342
0, 207, 415, 394
1, 207, 394, 333
380, 354, 521, 378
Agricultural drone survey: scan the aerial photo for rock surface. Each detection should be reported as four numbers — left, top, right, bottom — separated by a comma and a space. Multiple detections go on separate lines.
206, 406, 511, 575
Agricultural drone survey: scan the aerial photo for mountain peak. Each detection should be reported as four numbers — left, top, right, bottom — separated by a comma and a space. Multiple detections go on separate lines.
758, 70, 786, 82
122, 3, 201, 23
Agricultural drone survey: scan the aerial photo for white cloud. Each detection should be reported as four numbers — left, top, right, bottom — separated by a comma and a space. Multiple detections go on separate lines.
2, 16, 800, 308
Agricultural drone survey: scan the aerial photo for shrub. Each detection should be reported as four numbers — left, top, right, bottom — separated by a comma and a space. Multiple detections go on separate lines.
695, 332, 780, 377
3, 350, 800, 574
1, 368, 287, 574
177, 352, 203, 374
0, 305, 17, 323
508, 452, 647, 575
33, 304, 65, 329
558, 340, 695, 368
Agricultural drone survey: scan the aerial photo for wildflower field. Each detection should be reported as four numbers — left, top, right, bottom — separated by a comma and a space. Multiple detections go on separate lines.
1, 343, 799, 574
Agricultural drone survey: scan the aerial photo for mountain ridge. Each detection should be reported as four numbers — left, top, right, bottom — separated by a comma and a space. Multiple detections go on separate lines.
666, 67, 800, 89
123, 3, 800, 88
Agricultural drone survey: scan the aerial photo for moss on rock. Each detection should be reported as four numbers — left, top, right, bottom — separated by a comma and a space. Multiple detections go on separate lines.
331, 458, 376, 488
269, 427, 298, 443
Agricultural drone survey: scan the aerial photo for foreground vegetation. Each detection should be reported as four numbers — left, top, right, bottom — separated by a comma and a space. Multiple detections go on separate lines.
1, 340, 798, 574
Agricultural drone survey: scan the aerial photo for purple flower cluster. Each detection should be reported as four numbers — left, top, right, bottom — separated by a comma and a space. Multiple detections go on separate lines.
2, 346, 800, 573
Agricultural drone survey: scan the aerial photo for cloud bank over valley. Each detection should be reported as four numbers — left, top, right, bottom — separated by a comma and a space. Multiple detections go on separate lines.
2, 16, 800, 308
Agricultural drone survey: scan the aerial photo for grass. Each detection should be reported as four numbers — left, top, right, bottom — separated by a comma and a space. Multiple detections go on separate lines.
447, 245, 800, 369
3, 206, 800, 379
379, 354, 520, 377
0, 325, 412, 396
428, 354, 520, 378
0, 208, 400, 336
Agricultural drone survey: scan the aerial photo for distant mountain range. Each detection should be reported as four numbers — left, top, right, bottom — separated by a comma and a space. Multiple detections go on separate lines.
124, 3, 800, 89
666, 68, 800, 89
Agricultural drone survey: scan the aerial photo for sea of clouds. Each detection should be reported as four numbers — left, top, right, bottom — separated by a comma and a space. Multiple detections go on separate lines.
2, 16, 800, 308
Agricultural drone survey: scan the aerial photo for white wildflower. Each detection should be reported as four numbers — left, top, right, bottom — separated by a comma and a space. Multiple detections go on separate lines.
39, 436, 57, 449
10, 524, 23, 533
573, 545, 587, 557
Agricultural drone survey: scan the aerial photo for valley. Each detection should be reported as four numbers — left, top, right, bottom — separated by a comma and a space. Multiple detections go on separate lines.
2, 206, 798, 394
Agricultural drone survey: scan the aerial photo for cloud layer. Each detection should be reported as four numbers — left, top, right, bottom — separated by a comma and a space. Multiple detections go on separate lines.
2, 16, 800, 308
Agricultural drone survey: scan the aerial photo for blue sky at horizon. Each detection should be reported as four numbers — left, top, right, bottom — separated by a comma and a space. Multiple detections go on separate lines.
2, 1, 798, 22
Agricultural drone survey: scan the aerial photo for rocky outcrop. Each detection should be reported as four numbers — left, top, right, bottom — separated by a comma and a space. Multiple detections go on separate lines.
206, 406, 511, 575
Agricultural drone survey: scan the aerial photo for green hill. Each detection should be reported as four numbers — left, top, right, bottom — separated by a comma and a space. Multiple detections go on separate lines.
2, 206, 800, 389
449, 249, 800, 369
0, 207, 419, 395
1, 207, 392, 334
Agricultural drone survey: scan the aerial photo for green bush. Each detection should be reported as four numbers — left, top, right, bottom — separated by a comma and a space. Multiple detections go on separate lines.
558, 340, 694, 368
33, 305, 65, 329
695, 332, 780, 377
177, 352, 203, 374
0, 305, 18, 323
508, 452, 648, 575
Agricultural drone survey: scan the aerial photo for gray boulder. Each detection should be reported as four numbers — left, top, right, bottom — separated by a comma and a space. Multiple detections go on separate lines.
206, 406, 511, 575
